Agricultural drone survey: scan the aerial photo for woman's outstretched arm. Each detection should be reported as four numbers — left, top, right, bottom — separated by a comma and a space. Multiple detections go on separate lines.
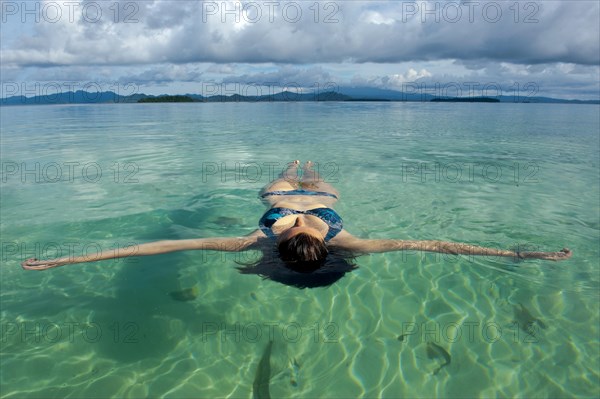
330, 231, 572, 261
21, 231, 263, 270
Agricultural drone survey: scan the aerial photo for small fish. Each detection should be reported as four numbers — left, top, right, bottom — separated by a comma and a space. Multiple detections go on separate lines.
426, 342, 451, 376
289, 357, 300, 387
397, 334, 406, 342
253, 340, 274, 399
514, 303, 546, 334
169, 285, 199, 301
250, 292, 258, 301
213, 216, 243, 226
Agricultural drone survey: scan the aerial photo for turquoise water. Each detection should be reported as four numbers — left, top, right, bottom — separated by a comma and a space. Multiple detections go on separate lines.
1, 102, 598, 398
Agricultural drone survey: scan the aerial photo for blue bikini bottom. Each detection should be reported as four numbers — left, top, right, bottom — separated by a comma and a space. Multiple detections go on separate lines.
261, 189, 338, 199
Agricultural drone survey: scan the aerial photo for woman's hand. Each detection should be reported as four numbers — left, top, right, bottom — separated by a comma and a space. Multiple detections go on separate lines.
21, 258, 64, 270
520, 248, 572, 261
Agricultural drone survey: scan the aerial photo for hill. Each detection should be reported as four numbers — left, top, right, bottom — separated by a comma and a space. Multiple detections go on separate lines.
1, 88, 597, 105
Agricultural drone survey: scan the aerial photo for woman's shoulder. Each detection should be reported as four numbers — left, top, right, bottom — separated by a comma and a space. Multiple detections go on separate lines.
326, 229, 353, 243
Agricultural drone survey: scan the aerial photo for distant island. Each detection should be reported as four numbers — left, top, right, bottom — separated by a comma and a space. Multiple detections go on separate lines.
1, 88, 598, 106
431, 97, 500, 103
138, 95, 195, 103
345, 98, 391, 102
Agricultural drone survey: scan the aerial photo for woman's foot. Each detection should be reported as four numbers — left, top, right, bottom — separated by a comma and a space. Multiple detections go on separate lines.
283, 160, 300, 172
283, 160, 301, 181
301, 161, 321, 186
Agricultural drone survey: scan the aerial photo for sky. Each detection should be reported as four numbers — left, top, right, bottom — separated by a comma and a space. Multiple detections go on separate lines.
1, 0, 599, 100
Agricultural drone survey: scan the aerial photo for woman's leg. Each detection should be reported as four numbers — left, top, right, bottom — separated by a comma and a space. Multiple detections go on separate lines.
260, 160, 300, 194
300, 161, 339, 197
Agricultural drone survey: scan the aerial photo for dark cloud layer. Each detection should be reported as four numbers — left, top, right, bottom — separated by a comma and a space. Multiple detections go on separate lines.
1, 1, 598, 99
3, 1, 599, 67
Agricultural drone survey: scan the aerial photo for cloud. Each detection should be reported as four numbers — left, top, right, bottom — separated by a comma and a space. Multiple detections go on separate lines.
382, 69, 432, 87
2, 1, 598, 67
343, 61, 599, 100
205, 64, 237, 74
119, 64, 204, 84
221, 65, 334, 87
1, 1, 598, 99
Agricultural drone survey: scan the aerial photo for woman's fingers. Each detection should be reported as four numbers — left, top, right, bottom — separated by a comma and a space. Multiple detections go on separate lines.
21, 258, 58, 270
546, 248, 572, 261
558, 248, 572, 259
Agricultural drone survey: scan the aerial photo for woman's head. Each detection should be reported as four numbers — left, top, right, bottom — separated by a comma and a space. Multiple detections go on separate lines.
277, 232, 328, 273
276, 216, 328, 273
237, 232, 357, 288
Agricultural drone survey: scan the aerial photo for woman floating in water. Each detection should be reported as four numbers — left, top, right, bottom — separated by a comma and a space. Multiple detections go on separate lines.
22, 161, 571, 288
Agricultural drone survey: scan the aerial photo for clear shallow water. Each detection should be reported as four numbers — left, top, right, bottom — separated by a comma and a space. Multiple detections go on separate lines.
1, 102, 598, 398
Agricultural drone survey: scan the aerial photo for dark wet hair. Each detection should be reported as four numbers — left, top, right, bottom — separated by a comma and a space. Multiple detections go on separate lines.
236, 237, 357, 289
277, 233, 328, 273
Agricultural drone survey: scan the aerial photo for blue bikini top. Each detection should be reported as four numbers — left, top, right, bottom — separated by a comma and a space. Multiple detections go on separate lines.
259, 207, 343, 241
